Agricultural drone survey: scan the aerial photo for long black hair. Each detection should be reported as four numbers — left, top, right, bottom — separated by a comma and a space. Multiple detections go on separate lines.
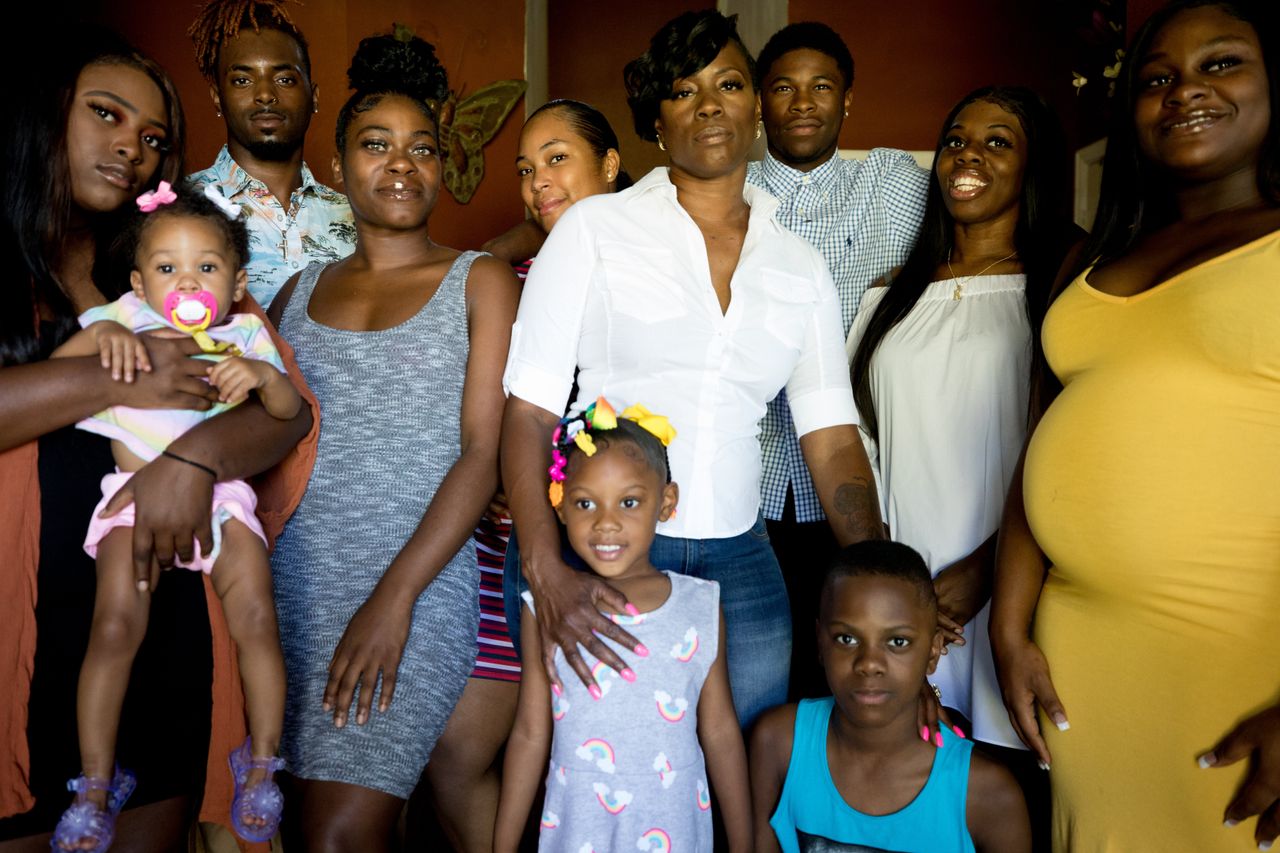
850, 86, 1066, 442
1066, 0, 1280, 284
1, 25, 185, 367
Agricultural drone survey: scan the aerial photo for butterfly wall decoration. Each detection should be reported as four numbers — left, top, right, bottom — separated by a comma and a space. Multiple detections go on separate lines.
430, 80, 527, 204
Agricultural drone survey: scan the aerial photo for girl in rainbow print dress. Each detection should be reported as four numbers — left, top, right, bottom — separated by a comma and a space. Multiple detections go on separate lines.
495, 399, 751, 852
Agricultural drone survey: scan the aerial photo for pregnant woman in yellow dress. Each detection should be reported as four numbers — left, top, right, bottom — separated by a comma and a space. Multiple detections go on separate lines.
990, 1, 1280, 850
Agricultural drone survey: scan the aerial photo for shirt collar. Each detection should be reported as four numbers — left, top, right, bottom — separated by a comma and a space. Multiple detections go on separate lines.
758, 149, 847, 195
208, 145, 321, 200
631, 166, 780, 220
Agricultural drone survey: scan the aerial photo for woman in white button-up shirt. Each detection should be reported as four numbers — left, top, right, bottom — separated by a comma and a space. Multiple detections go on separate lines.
500, 10, 882, 728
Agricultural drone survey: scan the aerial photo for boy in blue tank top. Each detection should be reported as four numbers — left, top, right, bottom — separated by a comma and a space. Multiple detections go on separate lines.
750, 541, 1029, 852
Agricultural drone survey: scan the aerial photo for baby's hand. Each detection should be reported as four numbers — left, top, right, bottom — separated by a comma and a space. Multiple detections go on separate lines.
88, 321, 151, 382
206, 356, 273, 405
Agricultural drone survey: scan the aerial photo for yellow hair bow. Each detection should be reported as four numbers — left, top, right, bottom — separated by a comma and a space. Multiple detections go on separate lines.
619, 404, 677, 447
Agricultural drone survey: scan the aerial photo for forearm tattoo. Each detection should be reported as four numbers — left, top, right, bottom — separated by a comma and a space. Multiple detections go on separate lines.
833, 477, 883, 542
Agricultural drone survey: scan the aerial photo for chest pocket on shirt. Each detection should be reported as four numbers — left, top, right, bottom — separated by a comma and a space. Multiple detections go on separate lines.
758, 270, 818, 352
599, 242, 686, 324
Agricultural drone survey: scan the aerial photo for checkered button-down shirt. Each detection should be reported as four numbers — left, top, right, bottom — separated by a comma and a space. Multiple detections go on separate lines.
187, 146, 356, 307
748, 149, 928, 522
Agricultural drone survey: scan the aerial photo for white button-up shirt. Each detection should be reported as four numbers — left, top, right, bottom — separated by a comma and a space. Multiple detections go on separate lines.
504, 167, 856, 540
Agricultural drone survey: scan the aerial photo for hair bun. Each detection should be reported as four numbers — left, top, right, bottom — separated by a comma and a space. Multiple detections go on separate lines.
346, 25, 449, 103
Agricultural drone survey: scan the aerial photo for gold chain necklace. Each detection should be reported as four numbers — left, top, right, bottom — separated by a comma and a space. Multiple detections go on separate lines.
946, 248, 1018, 300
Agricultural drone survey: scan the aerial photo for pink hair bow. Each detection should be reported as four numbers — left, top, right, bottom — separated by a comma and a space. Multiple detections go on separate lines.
136, 180, 177, 212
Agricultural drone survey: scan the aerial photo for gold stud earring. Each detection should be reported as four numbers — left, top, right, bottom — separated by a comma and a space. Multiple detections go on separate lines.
216, 110, 222, 117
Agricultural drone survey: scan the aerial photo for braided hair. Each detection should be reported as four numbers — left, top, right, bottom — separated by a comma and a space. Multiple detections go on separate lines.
547, 399, 674, 509
188, 0, 311, 81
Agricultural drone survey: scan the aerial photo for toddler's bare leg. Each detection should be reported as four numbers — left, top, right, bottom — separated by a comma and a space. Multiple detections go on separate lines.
76, 528, 152, 798
210, 519, 285, 767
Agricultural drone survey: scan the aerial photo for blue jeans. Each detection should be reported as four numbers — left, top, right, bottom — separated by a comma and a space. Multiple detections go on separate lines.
503, 515, 792, 729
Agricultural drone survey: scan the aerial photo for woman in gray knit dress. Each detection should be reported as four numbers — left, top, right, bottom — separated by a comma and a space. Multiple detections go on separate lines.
265, 31, 519, 849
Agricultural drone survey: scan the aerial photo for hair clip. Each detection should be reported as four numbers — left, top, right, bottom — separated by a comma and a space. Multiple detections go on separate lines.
136, 181, 177, 212
203, 185, 242, 220
546, 397, 677, 508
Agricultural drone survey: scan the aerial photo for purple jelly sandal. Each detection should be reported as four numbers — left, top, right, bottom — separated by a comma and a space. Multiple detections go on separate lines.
228, 738, 286, 842
50, 767, 136, 853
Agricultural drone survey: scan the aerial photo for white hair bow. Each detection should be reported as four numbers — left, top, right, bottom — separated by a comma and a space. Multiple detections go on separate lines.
203, 185, 242, 220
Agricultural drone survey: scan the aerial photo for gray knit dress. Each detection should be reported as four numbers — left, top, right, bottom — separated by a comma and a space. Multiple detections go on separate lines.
271, 252, 480, 797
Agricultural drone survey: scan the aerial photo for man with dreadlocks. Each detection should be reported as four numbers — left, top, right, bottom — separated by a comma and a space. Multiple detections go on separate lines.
187, 0, 355, 307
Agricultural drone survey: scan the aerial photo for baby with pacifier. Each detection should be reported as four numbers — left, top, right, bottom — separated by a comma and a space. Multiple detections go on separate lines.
49, 182, 298, 850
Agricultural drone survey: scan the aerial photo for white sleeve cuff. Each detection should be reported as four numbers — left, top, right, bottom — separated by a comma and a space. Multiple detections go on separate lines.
790, 386, 859, 436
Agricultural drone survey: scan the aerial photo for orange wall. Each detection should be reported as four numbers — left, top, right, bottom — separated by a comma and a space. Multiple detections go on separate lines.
90, 0, 527, 250
790, 0, 1080, 154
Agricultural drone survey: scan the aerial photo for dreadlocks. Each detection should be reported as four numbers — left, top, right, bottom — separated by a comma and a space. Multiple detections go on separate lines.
188, 0, 310, 81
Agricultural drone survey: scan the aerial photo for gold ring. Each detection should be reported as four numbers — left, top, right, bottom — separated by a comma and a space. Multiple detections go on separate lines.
930, 683, 942, 701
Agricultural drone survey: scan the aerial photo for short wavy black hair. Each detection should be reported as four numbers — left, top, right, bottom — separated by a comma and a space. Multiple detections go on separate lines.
756, 22, 854, 90
335, 27, 450, 153
122, 183, 251, 272
822, 540, 937, 615
623, 11, 755, 143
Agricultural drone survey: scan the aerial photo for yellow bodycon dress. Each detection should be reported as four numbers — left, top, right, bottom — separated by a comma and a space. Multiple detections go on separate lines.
1024, 230, 1280, 852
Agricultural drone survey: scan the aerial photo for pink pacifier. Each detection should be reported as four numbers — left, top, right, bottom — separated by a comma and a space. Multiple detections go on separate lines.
164, 291, 219, 333
163, 291, 238, 355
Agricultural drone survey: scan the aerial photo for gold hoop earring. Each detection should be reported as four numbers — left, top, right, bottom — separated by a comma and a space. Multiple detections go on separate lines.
755, 121, 763, 140
657, 136, 666, 151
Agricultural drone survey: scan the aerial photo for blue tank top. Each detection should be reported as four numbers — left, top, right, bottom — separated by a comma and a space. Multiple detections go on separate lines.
768, 697, 976, 853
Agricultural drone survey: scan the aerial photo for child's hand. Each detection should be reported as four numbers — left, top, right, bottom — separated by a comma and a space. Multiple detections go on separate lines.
207, 356, 273, 405
89, 321, 151, 383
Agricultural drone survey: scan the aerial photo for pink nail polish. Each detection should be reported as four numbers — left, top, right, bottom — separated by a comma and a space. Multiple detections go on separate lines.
588, 684, 603, 700
621, 668, 636, 682
934, 731, 944, 748
952, 725, 966, 739
920, 726, 930, 742
625, 603, 640, 616
635, 644, 650, 657
551, 683, 562, 697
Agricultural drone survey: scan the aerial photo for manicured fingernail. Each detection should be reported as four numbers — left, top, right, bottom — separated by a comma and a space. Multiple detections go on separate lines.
635, 644, 650, 657
1054, 716, 1071, 731
952, 725, 966, 739
933, 731, 944, 748
1038, 760, 1051, 771
322, 702, 331, 711
624, 603, 640, 616
551, 683, 562, 697
335, 716, 345, 728
1198, 752, 1215, 769
379, 702, 388, 712
920, 726, 930, 742
1225, 819, 1239, 828
136, 580, 148, 591
621, 668, 636, 682
588, 684, 602, 700
356, 710, 367, 725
